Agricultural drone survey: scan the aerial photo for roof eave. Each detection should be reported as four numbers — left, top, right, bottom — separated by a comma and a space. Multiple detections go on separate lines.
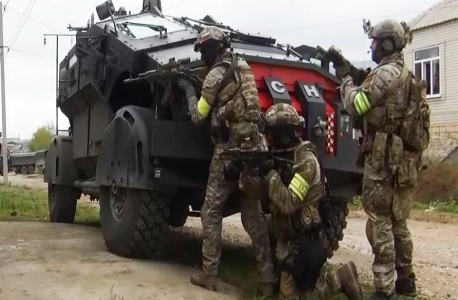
412, 17, 458, 32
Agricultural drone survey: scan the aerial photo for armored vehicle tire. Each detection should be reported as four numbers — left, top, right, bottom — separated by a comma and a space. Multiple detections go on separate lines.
100, 187, 170, 258
323, 199, 349, 258
20, 166, 27, 175
48, 183, 80, 223
27, 165, 35, 174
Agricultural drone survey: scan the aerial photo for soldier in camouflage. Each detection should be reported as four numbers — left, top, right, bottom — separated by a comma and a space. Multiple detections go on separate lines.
337, 19, 419, 300
262, 103, 362, 300
176, 26, 275, 296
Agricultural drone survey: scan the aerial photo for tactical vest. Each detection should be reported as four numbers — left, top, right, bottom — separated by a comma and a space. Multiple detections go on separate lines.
361, 56, 428, 185
272, 141, 325, 241
210, 53, 262, 149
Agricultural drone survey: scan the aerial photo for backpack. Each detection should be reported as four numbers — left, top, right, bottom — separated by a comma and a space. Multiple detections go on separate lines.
399, 71, 431, 153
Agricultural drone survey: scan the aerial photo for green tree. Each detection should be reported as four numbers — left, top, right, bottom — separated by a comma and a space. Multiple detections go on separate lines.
29, 124, 54, 152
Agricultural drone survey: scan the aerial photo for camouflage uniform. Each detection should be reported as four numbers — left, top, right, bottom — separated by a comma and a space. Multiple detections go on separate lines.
340, 50, 417, 296
266, 141, 342, 300
263, 104, 360, 300
188, 49, 275, 284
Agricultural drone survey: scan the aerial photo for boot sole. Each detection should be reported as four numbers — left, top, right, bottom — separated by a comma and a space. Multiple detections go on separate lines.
190, 278, 217, 291
342, 262, 363, 300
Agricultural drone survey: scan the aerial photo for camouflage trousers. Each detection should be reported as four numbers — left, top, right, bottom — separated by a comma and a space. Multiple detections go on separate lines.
201, 143, 275, 283
362, 177, 415, 295
280, 268, 340, 300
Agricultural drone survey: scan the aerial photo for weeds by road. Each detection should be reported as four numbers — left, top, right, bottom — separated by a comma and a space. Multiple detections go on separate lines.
0, 184, 99, 223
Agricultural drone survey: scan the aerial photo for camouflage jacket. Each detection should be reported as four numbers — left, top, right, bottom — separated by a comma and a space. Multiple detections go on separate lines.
340, 52, 415, 180
188, 51, 262, 148
265, 141, 325, 259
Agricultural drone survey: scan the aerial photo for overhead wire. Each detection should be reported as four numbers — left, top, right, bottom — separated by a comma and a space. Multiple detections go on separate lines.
164, 0, 186, 11
9, 48, 49, 59
263, 5, 458, 34
6, 4, 63, 33
3, 0, 11, 13
7, 0, 33, 45
8, 0, 36, 52
69, 0, 101, 25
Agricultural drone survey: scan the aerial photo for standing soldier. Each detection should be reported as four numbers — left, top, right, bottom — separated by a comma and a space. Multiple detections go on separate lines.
176, 26, 275, 296
262, 103, 363, 300
337, 19, 430, 299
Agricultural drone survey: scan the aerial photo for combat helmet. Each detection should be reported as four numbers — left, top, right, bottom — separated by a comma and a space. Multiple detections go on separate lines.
194, 26, 230, 52
264, 103, 305, 128
364, 19, 412, 50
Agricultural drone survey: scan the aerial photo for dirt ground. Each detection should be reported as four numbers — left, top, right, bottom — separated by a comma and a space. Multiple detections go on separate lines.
1, 174, 458, 300
0, 173, 48, 189
415, 163, 458, 203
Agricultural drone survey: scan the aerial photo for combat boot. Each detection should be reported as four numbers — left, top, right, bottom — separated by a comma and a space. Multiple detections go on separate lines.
257, 282, 274, 299
395, 276, 417, 297
369, 292, 398, 300
190, 271, 217, 291
337, 262, 363, 300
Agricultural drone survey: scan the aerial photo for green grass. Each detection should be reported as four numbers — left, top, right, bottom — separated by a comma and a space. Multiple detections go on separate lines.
0, 184, 99, 223
412, 199, 458, 214
351, 196, 458, 214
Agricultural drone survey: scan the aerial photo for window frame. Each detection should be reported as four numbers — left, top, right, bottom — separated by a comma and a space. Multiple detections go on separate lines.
414, 46, 441, 99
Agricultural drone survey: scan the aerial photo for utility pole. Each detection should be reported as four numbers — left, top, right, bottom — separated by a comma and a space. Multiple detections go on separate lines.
43, 34, 74, 136
0, 2, 8, 184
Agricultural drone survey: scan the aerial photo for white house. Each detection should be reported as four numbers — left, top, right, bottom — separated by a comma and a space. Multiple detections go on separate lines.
404, 0, 458, 142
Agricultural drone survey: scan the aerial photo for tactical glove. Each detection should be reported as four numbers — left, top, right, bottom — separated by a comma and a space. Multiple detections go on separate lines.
259, 159, 275, 178
176, 77, 196, 100
335, 64, 351, 80
223, 161, 241, 182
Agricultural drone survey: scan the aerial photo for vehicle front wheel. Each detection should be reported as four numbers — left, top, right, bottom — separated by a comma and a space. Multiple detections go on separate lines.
20, 166, 27, 175
27, 165, 35, 174
48, 183, 80, 223
100, 186, 170, 258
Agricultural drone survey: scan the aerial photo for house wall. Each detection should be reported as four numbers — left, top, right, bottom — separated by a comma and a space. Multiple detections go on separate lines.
404, 20, 458, 141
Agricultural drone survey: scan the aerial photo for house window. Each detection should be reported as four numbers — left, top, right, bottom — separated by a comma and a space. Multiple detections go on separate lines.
414, 47, 440, 98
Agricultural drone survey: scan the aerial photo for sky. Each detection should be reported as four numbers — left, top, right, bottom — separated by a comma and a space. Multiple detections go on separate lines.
0, 0, 440, 139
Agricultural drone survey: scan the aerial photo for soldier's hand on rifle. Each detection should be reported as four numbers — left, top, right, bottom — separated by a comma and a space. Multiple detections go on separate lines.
176, 77, 191, 90
335, 64, 351, 80
176, 77, 196, 100
259, 159, 275, 178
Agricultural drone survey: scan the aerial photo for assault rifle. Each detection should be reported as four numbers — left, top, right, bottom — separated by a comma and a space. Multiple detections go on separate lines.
123, 57, 207, 106
316, 45, 372, 86
222, 148, 294, 174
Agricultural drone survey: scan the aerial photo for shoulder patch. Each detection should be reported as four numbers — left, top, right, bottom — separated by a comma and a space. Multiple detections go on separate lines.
203, 66, 226, 89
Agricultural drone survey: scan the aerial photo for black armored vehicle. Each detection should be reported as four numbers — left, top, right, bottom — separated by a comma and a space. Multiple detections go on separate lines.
45, 0, 362, 257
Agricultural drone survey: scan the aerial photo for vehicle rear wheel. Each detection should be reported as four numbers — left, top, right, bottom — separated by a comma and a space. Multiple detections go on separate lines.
100, 186, 170, 258
27, 165, 35, 174
322, 199, 349, 258
48, 183, 80, 223
20, 166, 27, 175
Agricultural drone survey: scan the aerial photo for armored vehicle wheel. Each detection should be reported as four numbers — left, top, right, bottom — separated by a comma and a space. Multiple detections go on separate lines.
27, 165, 35, 174
100, 186, 170, 258
48, 183, 80, 223
15, 168, 20, 174
20, 166, 27, 175
322, 199, 349, 258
